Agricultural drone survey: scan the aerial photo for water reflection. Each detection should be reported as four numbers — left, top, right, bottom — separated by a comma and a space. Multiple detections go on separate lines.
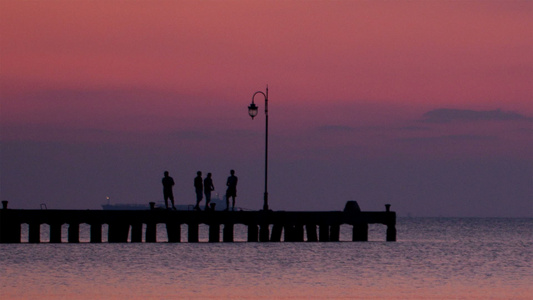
2, 218, 531, 299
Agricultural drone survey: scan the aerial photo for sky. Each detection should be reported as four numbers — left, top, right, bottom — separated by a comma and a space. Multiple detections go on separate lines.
1, 1, 531, 217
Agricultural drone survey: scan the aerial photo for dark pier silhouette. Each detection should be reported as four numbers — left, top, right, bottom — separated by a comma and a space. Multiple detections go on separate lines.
0, 201, 396, 243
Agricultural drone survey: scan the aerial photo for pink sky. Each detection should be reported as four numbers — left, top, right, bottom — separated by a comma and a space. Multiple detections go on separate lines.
1, 1, 532, 216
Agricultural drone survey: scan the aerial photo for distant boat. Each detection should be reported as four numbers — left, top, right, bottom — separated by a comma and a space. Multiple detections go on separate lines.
101, 194, 228, 211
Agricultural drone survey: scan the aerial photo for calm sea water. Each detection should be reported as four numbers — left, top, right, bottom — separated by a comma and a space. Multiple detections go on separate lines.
1, 218, 531, 299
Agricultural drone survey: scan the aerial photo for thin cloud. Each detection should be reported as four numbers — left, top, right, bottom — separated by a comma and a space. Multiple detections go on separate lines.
421, 108, 532, 123
398, 126, 432, 131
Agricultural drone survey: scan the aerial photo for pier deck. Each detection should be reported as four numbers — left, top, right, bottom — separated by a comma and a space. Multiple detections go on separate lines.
0, 201, 396, 243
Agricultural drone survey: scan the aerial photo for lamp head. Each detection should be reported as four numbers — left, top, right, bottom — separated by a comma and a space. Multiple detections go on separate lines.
248, 103, 258, 119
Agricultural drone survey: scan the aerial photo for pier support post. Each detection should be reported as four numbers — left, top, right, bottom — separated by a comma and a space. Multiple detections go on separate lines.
271, 224, 283, 242
259, 224, 270, 242
29, 223, 40, 243
283, 225, 294, 242
146, 223, 157, 243
283, 225, 304, 242
131, 223, 142, 243
0, 209, 21, 243
109, 223, 130, 243
223, 224, 234, 242
4, 223, 22, 243
386, 224, 396, 242
68, 223, 80, 243
306, 224, 318, 242
209, 224, 220, 242
188, 223, 199, 243
166, 223, 181, 243
90, 223, 102, 243
319, 224, 329, 242
330, 224, 340, 242
294, 224, 305, 242
50, 223, 62, 243
353, 224, 368, 241
247, 224, 258, 242
15, 224, 21, 243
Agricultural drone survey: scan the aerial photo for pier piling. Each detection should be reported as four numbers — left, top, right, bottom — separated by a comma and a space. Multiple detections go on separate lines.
271, 224, 283, 242
209, 223, 220, 242
247, 224, 259, 242
188, 223, 199, 243
29, 223, 40, 243
90, 223, 102, 243
166, 223, 180, 243
259, 224, 270, 242
223, 224, 234, 242
319, 225, 330, 242
306, 224, 318, 242
68, 223, 80, 243
50, 223, 62, 243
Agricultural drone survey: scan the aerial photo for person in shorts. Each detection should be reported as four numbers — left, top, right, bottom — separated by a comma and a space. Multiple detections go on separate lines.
225, 170, 238, 211
162, 171, 176, 210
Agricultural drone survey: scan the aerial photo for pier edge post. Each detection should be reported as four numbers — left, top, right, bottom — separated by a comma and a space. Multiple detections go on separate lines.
1, 220, 21, 243
353, 223, 368, 242
387, 224, 396, 242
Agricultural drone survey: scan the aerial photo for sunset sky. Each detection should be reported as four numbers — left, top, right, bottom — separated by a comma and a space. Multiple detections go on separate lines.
1, 1, 531, 217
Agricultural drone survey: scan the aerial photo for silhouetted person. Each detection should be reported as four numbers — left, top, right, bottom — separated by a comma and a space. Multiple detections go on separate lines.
204, 172, 215, 211
162, 171, 176, 210
225, 169, 238, 211
194, 171, 203, 210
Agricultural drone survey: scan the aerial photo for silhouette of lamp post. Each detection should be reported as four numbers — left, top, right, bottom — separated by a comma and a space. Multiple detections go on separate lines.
248, 86, 270, 211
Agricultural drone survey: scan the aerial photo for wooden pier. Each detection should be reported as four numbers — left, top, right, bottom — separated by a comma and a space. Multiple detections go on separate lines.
0, 201, 396, 243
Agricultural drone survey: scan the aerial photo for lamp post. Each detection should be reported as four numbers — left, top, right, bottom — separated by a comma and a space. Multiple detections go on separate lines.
248, 86, 269, 211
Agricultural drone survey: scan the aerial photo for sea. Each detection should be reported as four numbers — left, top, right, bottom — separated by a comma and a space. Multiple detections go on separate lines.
1, 218, 531, 299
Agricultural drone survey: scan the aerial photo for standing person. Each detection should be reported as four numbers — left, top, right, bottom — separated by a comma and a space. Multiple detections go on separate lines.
225, 169, 238, 211
194, 171, 203, 211
204, 173, 215, 211
162, 171, 176, 210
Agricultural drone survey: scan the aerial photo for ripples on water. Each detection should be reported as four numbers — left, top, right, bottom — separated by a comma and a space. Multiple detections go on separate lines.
1, 218, 531, 299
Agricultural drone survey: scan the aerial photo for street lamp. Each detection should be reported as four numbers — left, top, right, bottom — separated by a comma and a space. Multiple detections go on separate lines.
248, 85, 269, 211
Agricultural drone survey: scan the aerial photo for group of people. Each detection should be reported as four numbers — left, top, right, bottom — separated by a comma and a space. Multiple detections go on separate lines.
161, 170, 238, 211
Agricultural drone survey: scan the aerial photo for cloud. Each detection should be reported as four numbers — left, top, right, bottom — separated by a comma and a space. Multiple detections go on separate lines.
421, 108, 532, 123
398, 126, 432, 131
